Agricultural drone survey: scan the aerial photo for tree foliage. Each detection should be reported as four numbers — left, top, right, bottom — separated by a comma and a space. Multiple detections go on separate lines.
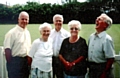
0, 1, 120, 24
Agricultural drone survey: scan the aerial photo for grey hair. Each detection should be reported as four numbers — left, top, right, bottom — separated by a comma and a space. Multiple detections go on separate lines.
39, 22, 52, 31
100, 13, 113, 29
68, 20, 82, 30
53, 14, 64, 22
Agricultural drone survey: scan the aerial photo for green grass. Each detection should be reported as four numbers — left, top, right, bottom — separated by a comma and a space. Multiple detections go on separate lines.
0, 24, 120, 77
0, 24, 120, 53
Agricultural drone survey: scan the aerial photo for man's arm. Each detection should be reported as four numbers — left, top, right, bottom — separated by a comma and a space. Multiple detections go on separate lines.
104, 58, 114, 72
27, 56, 32, 66
4, 48, 12, 63
100, 58, 114, 78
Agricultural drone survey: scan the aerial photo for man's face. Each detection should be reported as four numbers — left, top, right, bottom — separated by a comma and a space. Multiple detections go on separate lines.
18, 14, 29, 29
95, 16, 108, 31
53, 17, 63, 31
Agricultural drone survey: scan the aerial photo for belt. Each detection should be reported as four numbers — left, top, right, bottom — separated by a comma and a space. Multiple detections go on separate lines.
89, 62, 106, 65
13, 56, 27, 59
88, 62, 106, 68
52, 56, 59, 58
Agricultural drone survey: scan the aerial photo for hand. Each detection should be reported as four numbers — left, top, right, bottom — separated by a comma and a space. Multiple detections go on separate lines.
100, 71, 107, 78
64, 61, 72, 71
59, 55, 74, 71
71, 62, 75, 66
5, 54, 12, 63
27, 56, 32, 66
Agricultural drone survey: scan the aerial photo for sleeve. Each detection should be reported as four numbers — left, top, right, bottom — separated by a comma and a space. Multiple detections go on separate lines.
103, 38, 115, 58
4, 32, 14, 49
28, 40, 38, 58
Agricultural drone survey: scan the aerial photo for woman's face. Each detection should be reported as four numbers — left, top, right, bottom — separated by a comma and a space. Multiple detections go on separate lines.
70, 24, 79, 37
40, 27, 51, 41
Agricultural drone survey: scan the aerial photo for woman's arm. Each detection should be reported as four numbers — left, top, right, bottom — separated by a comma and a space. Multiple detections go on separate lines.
71, 56, 85, 65
59, 54, 72, 70
59, 54, 69, 66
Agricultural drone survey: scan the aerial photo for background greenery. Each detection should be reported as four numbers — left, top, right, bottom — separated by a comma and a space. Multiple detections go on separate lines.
0, 0, 120, 24
0, 24, 120, 77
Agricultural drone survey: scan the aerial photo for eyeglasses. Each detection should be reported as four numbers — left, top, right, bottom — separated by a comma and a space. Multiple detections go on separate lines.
70, 28, 79, 30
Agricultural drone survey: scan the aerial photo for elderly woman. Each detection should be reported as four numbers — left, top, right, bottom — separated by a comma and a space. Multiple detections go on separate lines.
59, 20, 88, 78
27, 22, 53, 78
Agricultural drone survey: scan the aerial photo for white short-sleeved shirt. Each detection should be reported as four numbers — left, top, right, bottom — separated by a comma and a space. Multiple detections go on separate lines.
4, 25, 31, 57
28, 38, 53, 72
49, 28, 70, 57
88, 31, 115, 63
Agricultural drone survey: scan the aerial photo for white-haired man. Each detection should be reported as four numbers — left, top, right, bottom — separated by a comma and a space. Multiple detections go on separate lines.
88, 13, 115, 78
4, 11, 31, 78
49, 14, 70, 78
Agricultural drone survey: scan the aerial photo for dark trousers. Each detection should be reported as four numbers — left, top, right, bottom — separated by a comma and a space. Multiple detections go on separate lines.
52, 56, 64, 78
7, 56, 30, 78
88, 62, 114, 78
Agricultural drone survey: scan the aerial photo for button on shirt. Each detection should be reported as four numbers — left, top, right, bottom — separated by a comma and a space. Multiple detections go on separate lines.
4, 25, 31, 57
28, 38, 53, 72
49, 28, 70, 57
88, 31, 115, 63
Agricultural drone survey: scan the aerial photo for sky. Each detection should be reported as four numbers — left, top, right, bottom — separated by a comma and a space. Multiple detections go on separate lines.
0, 0, 87, 6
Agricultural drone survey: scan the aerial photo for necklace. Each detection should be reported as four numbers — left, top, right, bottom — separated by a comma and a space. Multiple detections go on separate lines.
40, 38, 50, 50
42, 42, 50, 50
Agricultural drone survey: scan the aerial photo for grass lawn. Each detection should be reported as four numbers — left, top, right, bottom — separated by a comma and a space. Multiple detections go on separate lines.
0, 24, 120, 77
1, 24, 120, 53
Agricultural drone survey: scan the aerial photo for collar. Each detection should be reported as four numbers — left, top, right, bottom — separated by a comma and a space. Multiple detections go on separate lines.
16, 25, 27, 31
54, 28, 64, 33
94, 31, 106, 38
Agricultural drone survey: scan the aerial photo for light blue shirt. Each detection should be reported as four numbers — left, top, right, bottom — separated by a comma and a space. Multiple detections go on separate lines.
88, 31, 115, 63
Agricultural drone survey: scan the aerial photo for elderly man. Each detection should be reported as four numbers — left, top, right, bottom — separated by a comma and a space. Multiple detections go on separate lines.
88, 13, 115, 78
49, 14, 70, 78
4, 11, 31, 78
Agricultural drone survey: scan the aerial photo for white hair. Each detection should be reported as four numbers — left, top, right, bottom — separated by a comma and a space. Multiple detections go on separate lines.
53, 14, 64, 22
68, 20, 82, 30
39, 22, 52, 31
18, 11, 29, 19
100, 13, 113, 29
